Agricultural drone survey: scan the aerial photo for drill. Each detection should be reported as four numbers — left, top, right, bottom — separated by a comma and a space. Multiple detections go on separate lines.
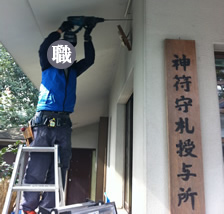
64, 16, 104, 46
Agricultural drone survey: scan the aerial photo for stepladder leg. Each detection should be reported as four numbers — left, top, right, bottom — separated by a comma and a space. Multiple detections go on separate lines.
54, 145, 60, 208
58, 161, 65, 206
54, 144, 65, 208
15, 152, 26, 214
2, 145, 23, 214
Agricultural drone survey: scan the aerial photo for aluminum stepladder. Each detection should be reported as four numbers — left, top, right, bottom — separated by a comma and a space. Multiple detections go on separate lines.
2, 144, 65, 214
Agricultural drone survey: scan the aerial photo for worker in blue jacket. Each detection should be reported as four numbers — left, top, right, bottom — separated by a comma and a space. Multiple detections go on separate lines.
21, 21, 95, 214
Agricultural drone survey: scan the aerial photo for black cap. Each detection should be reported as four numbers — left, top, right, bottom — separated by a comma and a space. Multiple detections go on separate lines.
64, 31, 77, 47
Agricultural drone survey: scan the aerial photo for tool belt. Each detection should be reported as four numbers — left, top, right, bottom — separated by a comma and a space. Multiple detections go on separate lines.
30, 111, 72, 128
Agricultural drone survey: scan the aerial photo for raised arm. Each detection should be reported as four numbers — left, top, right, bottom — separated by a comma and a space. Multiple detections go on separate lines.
39, 21, 73, 71
74, 26, 95, 77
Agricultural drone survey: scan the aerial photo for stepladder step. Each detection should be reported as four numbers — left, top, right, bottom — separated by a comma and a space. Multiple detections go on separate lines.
12, 184, 57, 191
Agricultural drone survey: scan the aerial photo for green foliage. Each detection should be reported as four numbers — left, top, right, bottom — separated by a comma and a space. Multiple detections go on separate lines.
0, 141, 22, 179
216, 69, 224, 81
0, 43, 39, 129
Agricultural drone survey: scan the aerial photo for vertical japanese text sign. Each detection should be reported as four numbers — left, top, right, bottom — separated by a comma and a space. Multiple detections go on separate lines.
165, 39, 205, 214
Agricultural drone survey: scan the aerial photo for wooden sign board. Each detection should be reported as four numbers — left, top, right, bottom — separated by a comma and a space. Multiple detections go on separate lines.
165, 39, 205, 214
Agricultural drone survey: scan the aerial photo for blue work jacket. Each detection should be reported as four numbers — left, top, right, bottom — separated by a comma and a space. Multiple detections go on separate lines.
37, 66, 77, 112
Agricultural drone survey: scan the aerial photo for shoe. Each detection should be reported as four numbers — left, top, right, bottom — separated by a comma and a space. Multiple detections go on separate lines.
23, 211, 36, 214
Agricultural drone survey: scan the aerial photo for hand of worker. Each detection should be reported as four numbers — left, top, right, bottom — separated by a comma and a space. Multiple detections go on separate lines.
59, 21, 73, 33
84, 28, 92, 41
84, 23, 96, 41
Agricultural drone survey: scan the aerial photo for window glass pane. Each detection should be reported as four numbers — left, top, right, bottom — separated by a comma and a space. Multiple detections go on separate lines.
214, 52, 224, 158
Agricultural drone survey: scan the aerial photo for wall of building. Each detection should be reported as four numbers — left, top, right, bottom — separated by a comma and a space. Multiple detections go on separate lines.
107, 0, 224, 213
106, 45, 133, 208
106, 0, 147, 213
71, 123, 99, 149
145, 0, 224, 213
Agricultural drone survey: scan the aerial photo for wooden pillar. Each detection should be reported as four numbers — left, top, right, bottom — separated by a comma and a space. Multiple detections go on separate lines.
95, 117, 108, 201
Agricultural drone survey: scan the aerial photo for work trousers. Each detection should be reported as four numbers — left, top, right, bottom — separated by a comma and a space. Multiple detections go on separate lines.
21, 125, 72, 211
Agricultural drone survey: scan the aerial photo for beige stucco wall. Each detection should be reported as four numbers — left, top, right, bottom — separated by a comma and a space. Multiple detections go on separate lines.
71, 123, 99, 149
